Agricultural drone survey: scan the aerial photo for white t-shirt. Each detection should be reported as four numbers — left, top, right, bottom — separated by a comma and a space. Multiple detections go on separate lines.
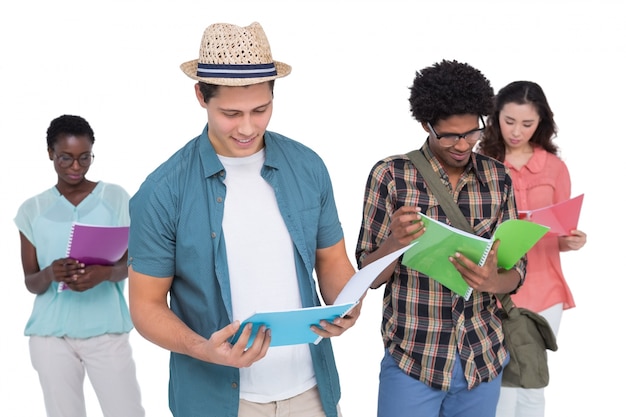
220, 149, 316, 402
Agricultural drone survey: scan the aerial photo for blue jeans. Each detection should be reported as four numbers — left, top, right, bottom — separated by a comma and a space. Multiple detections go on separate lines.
377, 350, 506, 417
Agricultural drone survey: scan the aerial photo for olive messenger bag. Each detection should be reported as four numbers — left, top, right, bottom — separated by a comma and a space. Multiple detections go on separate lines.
406, 149, 558, 388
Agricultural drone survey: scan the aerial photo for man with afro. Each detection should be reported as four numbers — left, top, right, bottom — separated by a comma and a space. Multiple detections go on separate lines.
355, 60, 523, 417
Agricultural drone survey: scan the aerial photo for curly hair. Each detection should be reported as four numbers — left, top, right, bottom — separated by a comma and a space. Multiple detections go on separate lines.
46, 114, 95, 149
478, 81, 558, 162
408, 60, 494, 124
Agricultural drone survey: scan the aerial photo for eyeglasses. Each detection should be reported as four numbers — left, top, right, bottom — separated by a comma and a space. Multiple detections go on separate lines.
427, 116, 485, 147
54, 152, 94, 168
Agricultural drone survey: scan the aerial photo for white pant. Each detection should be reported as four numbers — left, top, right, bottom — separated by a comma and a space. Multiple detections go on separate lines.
496, 303, 563, 417
30, 333, 145, 417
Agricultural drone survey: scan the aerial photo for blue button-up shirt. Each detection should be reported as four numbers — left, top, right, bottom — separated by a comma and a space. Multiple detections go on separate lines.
129, 125, 344, 417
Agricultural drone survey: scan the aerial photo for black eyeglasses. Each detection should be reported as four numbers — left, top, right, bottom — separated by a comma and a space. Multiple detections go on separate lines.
54, 152, 95, 168
427, 116, 485, 147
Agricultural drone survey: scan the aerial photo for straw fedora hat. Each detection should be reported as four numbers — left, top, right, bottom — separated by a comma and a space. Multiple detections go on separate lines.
180, 22, 291, 86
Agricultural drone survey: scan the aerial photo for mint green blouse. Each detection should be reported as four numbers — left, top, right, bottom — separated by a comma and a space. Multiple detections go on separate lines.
14, 182, 133, 338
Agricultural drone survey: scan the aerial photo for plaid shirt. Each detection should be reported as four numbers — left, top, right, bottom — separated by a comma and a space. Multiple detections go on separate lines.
356, 142, 525, 391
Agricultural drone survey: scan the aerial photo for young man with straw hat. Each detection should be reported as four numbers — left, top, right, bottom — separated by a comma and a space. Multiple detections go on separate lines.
127, 22, 360, 417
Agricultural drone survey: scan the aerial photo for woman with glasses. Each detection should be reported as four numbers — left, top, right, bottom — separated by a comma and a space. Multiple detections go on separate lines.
13, 114, 144, 417
477, 81, 587, 417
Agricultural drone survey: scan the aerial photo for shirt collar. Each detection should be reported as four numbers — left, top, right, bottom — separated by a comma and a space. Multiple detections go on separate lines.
522, 146, 546, 173
198, 124, 281, 177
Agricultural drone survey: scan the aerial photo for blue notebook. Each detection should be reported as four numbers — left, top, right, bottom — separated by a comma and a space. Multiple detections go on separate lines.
231, 303, 357, 348
231, 243, 416, 348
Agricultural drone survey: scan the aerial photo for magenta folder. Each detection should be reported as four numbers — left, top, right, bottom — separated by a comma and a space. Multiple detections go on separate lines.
58, 223, 129, 291
66, 223, 130, 265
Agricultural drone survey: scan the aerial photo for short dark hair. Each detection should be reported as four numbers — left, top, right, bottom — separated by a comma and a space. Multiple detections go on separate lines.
408, 60, 494, 124
197, 80, 275, 103
479, 81, 558, 162
46, 115, 95, 149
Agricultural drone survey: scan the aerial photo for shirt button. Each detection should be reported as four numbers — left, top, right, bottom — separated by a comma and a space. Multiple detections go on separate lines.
211, 232, 216, 239
231, 382, 238, 389
217, 197, 223, 203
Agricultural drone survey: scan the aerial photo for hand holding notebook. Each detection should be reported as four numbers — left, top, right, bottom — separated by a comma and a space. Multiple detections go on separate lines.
231, 242, 417, 347
518, 194, 584, 236
58, 223, 130, 291
401, 214, 549, 299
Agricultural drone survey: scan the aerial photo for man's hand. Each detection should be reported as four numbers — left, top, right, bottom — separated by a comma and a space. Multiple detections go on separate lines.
201, 321, 272, 368
387, 206, 425, 249
449, 240, 518, 294
310, 300, 363, 339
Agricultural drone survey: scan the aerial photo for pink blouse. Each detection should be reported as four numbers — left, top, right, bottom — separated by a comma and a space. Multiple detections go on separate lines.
505, 147, 576, 312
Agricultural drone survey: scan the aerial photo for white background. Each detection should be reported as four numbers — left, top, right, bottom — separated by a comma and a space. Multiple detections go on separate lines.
1, 1, 622, 415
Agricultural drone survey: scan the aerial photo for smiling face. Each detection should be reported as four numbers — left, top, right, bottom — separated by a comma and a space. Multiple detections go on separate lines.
423, 114, 481, 176
48, 134, 94, 187
196, 82, 274, 157
498, 102, 540, 152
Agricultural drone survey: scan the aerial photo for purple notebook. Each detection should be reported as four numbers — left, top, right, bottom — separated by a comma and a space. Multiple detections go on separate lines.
66, 223, 130, 265
58, 223, 129, 292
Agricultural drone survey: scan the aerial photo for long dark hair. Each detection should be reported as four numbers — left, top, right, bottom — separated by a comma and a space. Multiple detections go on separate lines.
478, 81, 558, 162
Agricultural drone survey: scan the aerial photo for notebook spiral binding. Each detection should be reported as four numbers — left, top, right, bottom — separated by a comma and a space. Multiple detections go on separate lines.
57, 223, 77, 292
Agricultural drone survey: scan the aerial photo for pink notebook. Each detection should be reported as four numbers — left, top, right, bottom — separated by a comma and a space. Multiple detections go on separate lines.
518, 194, 584, 236
58, 223, 129, 291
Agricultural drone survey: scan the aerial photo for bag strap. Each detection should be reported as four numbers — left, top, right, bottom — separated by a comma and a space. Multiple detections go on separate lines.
406, 150, 473, 233
406, 149, 514, 311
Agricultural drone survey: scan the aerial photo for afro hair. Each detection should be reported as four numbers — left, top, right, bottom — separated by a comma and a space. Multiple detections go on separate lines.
409, 60, 494, 124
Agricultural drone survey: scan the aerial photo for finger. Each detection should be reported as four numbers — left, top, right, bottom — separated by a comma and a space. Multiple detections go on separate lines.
407, 220, 425, 237
328, 315, 358, 335
406, 208, 423, 224
345, 302, 362, 319
449, 253, 481, 281
394, 206, 421, 223
397, 205, 421, 215
478, 240, 501, 269
247, 325, 269, 351
255, 328, 271, 358
228, 322, 253, 352
449, 256, 468, 278
335, 315, 357, 331
242, 326, 270, 364
450, 252, 472, 268
66, 262, 85, 273
311, 321, 336, 338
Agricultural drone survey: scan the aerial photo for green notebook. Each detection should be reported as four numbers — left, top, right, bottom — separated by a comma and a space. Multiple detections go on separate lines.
401, 214, 549, 300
